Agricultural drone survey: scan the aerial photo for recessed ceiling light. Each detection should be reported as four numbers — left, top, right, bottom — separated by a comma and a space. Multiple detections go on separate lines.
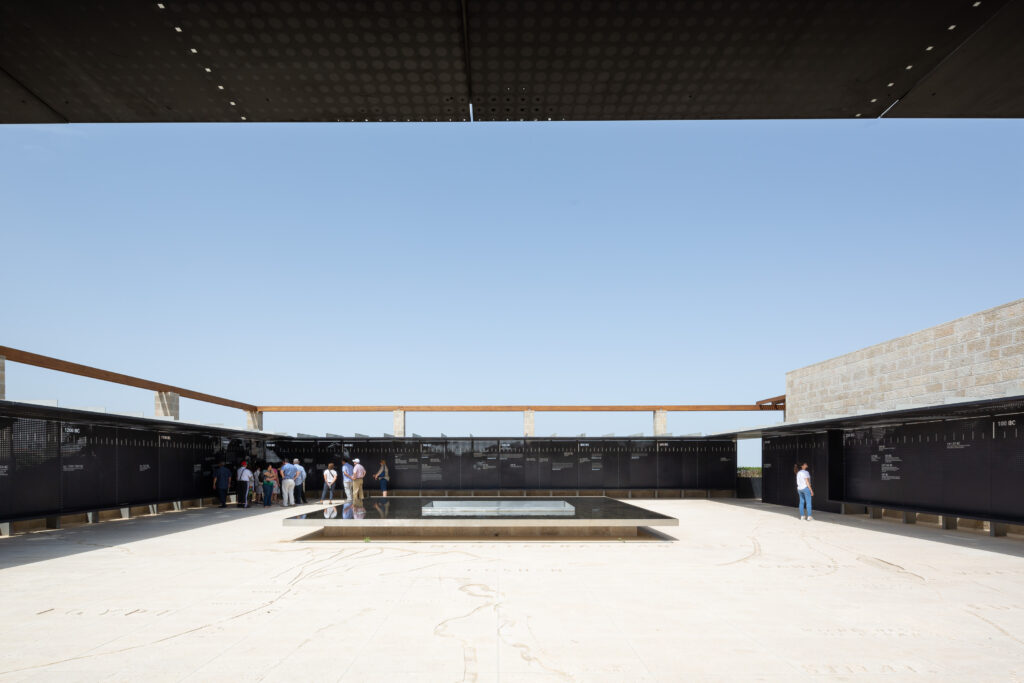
905, 64, 913, 70
229, 101, 236, 106
925, 45, 934, 51
870, 98, 878, 103
217, 85, 224, 90
204, 67, 212, 73
887, 82, 895, 87
174, 26, 182, 32
241, 116, 247, 121
855, 113, 862, 118
948, 24, 956, 30
190, 48, 198, 54
973, 1, 981, 7
156, 3, 165, 8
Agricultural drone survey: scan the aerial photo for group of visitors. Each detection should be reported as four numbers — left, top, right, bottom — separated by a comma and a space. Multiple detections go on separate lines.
212, 455, 390, 509
212, 459, 309, 508
318, 455, 390, 504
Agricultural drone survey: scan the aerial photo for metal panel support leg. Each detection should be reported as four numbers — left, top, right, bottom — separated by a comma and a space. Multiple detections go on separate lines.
148, 504, 159, 515
86, 511, 98, 524
120, 507, 131, 519
901, 511, 916, 524
868, 507, 882, 519
0, 522, 10, 536
173, 501, 182, 511
940, 516, 957, 530
990, 522, 1009, 537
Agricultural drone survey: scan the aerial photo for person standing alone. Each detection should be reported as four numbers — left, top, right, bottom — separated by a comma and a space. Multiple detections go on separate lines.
352, 458, 366, 503
293, 459, 308, 504
213, 462, 232, 508
236, 461, 254, 509
320, 462, 338, 504
795, 462, 813, 520
374, 457, 390, 497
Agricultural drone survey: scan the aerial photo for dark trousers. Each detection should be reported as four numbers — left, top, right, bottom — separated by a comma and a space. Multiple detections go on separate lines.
296, 481, 306, 504
236, 481, 249, 508
216, 487, 228, 507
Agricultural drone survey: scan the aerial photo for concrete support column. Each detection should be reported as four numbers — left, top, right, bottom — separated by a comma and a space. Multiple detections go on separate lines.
523, 409, 535, 437
0, 353, 5, 400
653, 409, 668, 436
155, 391, 180, 420
393, 410, 406, 438
246, 410, 263, 431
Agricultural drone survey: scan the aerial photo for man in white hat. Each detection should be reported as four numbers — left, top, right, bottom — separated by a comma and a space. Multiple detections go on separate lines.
352, 458, 366, 504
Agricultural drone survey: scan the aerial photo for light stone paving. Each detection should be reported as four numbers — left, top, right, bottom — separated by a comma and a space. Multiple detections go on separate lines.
1, 499, 1024, 681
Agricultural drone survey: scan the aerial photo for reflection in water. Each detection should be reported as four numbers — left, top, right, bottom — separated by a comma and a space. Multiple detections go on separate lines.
323, 506, 337, 519
302, 497, 674, 522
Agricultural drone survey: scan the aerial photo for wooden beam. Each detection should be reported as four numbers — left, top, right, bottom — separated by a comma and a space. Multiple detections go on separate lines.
0, 345, 257, 412
257, 404, 780, 413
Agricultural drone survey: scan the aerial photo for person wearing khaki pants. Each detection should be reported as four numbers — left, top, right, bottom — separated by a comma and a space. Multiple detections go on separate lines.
352, 458, 367, 503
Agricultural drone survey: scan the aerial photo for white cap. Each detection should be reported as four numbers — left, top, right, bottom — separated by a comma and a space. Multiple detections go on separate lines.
293, 458, 299, 464
353, 458, 361, 463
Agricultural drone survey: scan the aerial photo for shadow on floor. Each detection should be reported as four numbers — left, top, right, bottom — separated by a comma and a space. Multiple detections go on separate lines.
710, 498, 1024, 559
0, 503, 319, 570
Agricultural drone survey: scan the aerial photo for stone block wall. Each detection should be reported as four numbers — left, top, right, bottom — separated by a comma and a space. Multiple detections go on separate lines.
786, 299, 1024, 423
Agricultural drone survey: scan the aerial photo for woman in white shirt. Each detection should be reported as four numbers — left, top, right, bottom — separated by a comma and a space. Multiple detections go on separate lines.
320, 462, 339, 504
795, 462, 814, 520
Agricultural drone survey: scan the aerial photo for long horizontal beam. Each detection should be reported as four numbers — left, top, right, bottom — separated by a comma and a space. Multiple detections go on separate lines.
257, 405, 781, 413
0, 345, 257, 412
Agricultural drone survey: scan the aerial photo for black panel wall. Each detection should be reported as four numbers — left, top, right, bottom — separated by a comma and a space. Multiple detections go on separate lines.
0, 401, 741, 522
761, 401, 1024, 523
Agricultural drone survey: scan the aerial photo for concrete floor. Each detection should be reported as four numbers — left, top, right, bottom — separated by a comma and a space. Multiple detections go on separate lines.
1, 499, 1023, 682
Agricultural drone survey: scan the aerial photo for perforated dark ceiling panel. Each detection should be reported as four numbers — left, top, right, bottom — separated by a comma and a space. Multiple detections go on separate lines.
465, 0, 1011, 121
0, 0, 1020, 123
891, 0, 1024, 117
0, 0, 470, 123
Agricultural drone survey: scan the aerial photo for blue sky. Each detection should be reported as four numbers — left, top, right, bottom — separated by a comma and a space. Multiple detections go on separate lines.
1, 119, 1021, 464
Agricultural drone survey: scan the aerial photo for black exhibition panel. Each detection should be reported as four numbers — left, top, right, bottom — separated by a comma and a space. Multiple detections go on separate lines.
11, 418, 61, 518
991, 414, 1024, 521
60, 422, 103, 513
698, 441, 739, 492
524, 439, 555, 490
655, 441, 683, 490
388, 439, 419, 492
622, 439, 657, 489
446, 439, 472, 490
550, 440, 580, 490
755, 395, 1024, 523
419, 440, 447, 490
467, 439, 501, 490
0, 416, 12, 519
499, 439, 526, 489
2, 0, 1021, 123
116, 428, 160, 507
578, 440, 621, 490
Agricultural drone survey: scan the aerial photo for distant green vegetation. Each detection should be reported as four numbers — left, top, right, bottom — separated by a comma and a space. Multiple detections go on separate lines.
737, 467, 762, 478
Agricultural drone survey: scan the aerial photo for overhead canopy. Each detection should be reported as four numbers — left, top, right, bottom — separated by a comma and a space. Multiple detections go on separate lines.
1, 0, 1022, 123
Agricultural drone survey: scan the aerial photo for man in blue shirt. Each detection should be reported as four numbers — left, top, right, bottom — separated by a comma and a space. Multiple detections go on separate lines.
280, 460, 299, 507
213, 463, 232, 508
342, 458, 355, 503
293, 459, 308, 504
